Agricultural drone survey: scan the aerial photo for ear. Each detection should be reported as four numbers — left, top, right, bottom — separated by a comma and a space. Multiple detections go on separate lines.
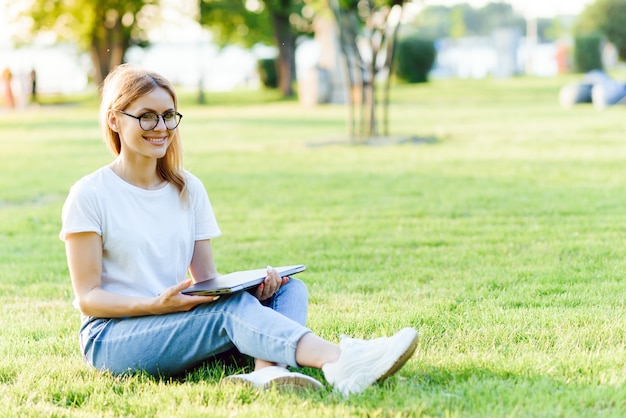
107, 110, 118, 132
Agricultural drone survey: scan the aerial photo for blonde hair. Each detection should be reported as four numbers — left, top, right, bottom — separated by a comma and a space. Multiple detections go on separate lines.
99, 64, 187, 199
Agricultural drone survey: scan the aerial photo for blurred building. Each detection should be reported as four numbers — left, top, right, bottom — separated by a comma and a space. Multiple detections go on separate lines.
431, 32, 563, 79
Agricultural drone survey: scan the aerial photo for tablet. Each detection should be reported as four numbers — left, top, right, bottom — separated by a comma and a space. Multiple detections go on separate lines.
182, 264, 306, 296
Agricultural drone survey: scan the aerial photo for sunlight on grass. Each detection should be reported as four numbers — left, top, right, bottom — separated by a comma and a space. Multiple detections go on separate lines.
1, 77, 625, 416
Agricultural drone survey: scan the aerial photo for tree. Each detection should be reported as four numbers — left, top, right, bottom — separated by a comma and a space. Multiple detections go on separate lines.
478, 2, 524, 35
329, 0, 406, 140
409, 2, 524, 39
576, 0, 626, 60
411, 5, 451, 39
449, 7, 466, 39
199, 0, 313, 97
23, 0, 158, 84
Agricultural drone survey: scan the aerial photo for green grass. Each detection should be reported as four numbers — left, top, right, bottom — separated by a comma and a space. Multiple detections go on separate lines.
1, 76, 625, 417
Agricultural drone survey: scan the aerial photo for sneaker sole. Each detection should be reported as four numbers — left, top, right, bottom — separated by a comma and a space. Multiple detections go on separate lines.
223, 373, 323, 392
262, 375, 323, 392
375, 328, 419, 383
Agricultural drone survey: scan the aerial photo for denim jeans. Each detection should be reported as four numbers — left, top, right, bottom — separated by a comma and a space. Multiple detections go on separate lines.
78, 278, 311, 376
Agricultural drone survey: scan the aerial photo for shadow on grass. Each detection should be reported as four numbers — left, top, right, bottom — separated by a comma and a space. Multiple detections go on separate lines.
306, 135, 438, 147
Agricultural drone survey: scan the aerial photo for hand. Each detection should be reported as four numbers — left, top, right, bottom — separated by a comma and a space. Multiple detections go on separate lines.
152, 279, 220, 314
254, 266, 289, 301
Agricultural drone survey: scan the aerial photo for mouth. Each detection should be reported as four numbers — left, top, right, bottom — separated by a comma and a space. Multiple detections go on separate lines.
144, 136, 168, 145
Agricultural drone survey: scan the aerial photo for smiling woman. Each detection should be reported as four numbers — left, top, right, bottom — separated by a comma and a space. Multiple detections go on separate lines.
57, 63, 419, 397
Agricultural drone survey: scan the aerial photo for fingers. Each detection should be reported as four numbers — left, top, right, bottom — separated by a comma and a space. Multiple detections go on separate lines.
190, 294, 220, 304
266, 266, 278, 278
177, 278, 193, 291
254, 266, 286, 301
266, 266, 291, 287
154, 280, 220, 314
174, 279, 219, 302
266, 266, 281, 291
174, 279, 218, 303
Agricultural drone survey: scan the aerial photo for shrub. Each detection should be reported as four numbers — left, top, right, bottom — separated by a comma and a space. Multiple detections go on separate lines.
394, 35, 437, 83
574, 34, 604, 73
257, 58, 278, 88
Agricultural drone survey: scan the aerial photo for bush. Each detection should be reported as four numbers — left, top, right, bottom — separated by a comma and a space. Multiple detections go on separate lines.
257, 58, 278, 89
574, 34, 604, 73
394, 35, 437, 83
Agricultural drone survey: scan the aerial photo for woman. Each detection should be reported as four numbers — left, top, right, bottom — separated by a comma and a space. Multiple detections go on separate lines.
60, 64, 418, 397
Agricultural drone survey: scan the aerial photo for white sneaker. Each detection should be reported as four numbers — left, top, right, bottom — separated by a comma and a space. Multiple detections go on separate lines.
222, 366, 323, 392
322, 327, 419, 397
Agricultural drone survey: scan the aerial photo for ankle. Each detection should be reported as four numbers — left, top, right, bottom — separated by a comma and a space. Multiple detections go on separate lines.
295, 333, 341, 369
255, 359, 281, 371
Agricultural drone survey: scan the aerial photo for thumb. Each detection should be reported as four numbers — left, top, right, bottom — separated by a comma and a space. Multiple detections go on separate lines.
176, 278, 193, 291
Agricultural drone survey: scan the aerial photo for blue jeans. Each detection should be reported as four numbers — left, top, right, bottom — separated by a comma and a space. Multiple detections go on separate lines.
78, 278, 311, 376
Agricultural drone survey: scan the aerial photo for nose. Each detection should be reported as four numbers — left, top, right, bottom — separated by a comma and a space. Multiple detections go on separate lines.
154, 115, 167, 130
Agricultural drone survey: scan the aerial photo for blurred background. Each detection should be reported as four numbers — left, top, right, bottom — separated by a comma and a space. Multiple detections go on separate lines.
0, 0, 618, 110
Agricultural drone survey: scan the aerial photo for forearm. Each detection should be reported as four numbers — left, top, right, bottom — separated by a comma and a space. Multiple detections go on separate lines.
77, 287, 160, 318
189, 239, 219, 282
75, 279, 216, 318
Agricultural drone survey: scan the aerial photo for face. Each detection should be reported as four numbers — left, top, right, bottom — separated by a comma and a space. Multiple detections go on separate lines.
108, 87, 177, 162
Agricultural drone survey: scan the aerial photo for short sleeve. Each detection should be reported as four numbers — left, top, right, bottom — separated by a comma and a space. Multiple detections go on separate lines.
186, 172, 221, 241
59, 178, 102, 241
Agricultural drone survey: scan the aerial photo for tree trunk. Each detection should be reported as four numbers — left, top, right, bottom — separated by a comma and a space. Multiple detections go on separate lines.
89, 12, 127, 85
330, 0, 366, 140
331, 1, 405, 141
382, 6, 403, 137
271, 12, 296, 97
366, 28, 380, 137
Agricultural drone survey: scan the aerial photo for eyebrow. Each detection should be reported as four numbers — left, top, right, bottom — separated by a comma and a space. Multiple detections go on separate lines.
132, 107, 176, 114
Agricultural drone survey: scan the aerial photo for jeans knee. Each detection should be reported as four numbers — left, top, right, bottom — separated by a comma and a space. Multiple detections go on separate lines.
282, 277, 308, 302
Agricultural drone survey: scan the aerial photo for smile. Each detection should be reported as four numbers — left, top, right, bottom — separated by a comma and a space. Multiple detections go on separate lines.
144, 136, 167, 145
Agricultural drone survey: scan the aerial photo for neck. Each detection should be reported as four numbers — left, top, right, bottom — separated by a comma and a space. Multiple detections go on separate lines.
110, 157, 165, 190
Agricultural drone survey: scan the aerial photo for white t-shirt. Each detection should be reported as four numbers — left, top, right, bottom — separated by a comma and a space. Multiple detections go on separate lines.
60, 166, 221, 298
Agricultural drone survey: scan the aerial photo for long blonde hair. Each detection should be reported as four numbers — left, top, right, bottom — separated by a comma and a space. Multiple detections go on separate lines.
99, 64, 187, 199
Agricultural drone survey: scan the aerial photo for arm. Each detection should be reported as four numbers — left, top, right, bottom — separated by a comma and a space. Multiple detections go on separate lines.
65, 232, 218, 318
188, 239, 219, 283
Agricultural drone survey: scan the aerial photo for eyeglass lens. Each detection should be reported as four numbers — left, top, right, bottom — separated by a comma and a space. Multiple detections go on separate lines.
139, 112, 181, 130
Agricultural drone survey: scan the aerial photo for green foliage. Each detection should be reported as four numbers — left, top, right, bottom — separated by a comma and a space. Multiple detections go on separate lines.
199, 0, 274, 47
478, 2, 525, 35
22, 0, 158, 82
26, 0, 153, 48
541, 17, 567, 41
449, 7, 466, 39
574, 34, 604, 72
257, 58, 278, 88
575, 0, 626, 60
409, 2, 525, 40
198, 0, 312, 48
394, 34, 436, 83
336, 0, 402, 9
199, 0, 312, 97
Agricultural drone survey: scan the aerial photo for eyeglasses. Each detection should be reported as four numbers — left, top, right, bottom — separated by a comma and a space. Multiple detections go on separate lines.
116, 110, 183, 131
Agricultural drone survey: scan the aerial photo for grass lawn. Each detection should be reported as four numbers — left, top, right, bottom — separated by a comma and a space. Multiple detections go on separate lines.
1, 75, 625, 417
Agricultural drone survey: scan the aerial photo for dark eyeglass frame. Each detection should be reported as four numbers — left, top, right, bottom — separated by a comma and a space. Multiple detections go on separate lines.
116, 110, 183, 131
